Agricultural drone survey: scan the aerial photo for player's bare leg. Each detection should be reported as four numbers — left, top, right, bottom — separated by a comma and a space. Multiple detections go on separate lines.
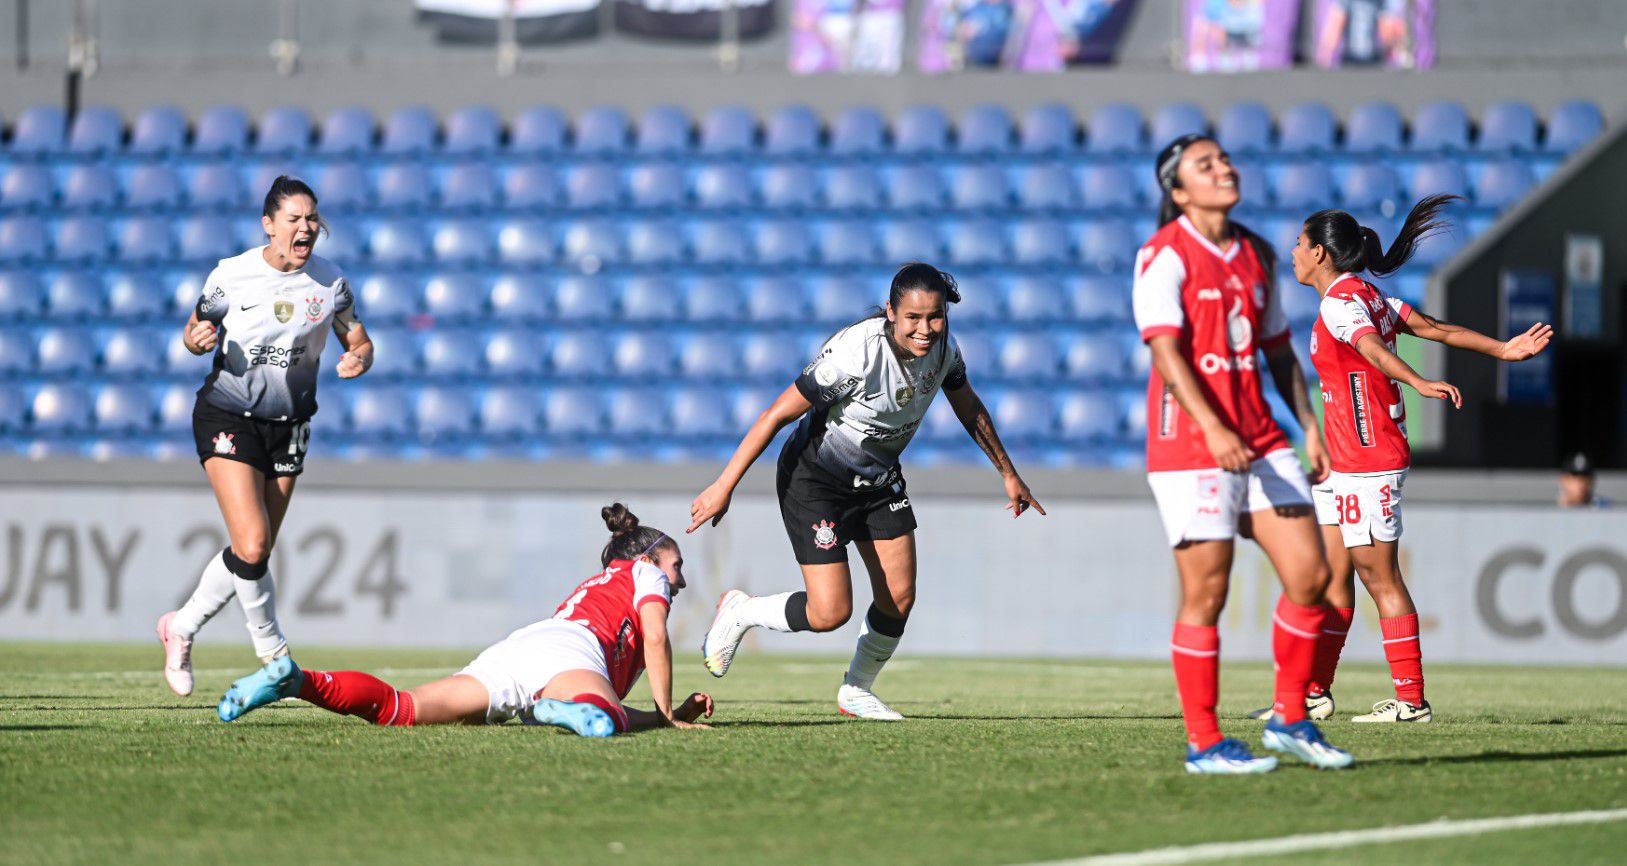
837, 534, 915, 721
1349, 540, 1430, 722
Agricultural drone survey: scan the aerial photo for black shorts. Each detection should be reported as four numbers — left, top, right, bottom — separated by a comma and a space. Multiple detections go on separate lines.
776, 451, 916, 566
192, 398, 311, 478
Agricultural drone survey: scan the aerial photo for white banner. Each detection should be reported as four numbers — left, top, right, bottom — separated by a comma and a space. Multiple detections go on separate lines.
0, 486, 1621, 666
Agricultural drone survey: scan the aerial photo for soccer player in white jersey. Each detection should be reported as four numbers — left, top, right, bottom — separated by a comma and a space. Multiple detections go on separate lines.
218, 504, 716, 736
155, 177, 374, 698
687, 263, 1046, 720
1272, 196, 1551, 724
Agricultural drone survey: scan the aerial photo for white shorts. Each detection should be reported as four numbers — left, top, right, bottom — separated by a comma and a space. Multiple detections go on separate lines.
458, 618, 609, 724
1146, 448, 1313, 547
1312, 469, 1407, 548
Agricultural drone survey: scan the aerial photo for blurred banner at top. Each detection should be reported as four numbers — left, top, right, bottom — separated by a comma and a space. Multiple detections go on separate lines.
918, 0, 1140, 73
614, 0, 776, 39
1313, 0, 1436, 69
1183, 0, 1297, 73
791, 0, 907, 74
416, 0, 602, 43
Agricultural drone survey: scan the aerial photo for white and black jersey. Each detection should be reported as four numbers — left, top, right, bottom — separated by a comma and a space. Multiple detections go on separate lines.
194, 247, 358, 421
787, 317, 968, 487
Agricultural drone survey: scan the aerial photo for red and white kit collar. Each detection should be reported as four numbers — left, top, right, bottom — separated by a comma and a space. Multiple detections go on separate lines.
1177, 215, 1241, 263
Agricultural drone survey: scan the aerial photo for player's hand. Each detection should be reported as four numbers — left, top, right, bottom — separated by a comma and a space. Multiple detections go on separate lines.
1303, 430, 1332, 484
1417, 379, 1462, 408
1202, 424, 1255, 473
687, 482, 733, 533
335, 351, 368, 379
1499, 322, 1553, 362
1003, 473, 1046, 518
674, 692, 714, 723
187, 321, 218, 354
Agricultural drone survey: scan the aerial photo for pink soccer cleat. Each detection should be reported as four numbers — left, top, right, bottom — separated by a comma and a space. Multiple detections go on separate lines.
156, 611, 194, 697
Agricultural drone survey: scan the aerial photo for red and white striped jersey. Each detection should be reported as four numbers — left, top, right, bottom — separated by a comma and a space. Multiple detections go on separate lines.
1310, 273, 1413, 474
1133, 216, 1293, 472
549, 559, 671, 698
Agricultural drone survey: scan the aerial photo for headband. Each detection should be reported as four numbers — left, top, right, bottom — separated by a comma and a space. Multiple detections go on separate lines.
639, 533, 670, 558
1155, 133, 1211, 193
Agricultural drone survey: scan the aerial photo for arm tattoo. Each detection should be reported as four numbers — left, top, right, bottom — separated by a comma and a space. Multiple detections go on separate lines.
961, 394, 1013, 474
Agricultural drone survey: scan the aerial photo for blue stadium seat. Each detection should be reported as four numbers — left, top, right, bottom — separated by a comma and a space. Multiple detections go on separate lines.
369, 220, 429, 267
725, 385, 774, 432
991, 389, 1055, 441
93, 383, 153, 433
376, 164, 435, 210
431, 219, 493, 266
678, 331, 738, 378
1020, 104, 1078, 154
670, 387, 731, 437
420, 330, 482, 379
1411, 101, 1470, 152
626, 220, 685, 266
479, 386, 540, 438
381, 106, 438, 156
1262, 216, 1303, 263
807, 275, 869, 325
690, 221, 750, 266
684, 277, 741, 323
1077, 221, 1134, 273
740, 276, 796, 323
895, 106, 950, 156
764, 105, 821, 156
1085, 104, 1146, 154
565, 164, 623, 210
164, 319, 212, 376
832, 107, 888, 156
620, 275, 680, 322
740, 331, 794, 380
511, 106, 568, 155
1005, 275, 1055, 323
66, 107, 124, 156
0, 218, 49, 264
562, 220, 622, 268
357, 272, 421, 323
1474, 160, 1537, 209
178, 217, 236, 263
552, 274, 613, 322
1345, 102, 1404, 153
1544, 101, 1603, 154
1016, 163, 1076, 210
1081, 164, 1140, 210
1273, 162, 1334, 210
0, 328, 32, 374
1341, 162, 1402, 211
1278, 103, 1337, 154
105, 272, 162, 321
314, 219, 363, 263
1478, 101, 1538, 152
1151, 103, 1208, 145
1, 164, 55, 211
819, 220, 878, 266
129, 106, 188, 157
1410, 225, 1466, 269
414, 386, 476, 441
31, 383, 93, 433
1279, 274, 1321, 322
350, 387, 413, 439
1056, 389, 1118, 441
155, 383, 194, 433
0, 382, 24, 431
254, 107, 313, 155
44, 272, 104, 320
423, 272, 482, 321
1216, 102, 1273, 154
998, 334, 1061, 382
1063, 335, 1126, 382
1408, 160, 1470, 200
636, 105, 692, 155
9, 105, 66, 157
187, 164, 242, 210
495, 218, 555, 266
699, 106, 757, 156
60, 165, 119, 211
104, 326, 160, 377
957, 105, 1013, 155
308, 162, 370, 211
36, 327, 96, 375
0, 271, 43, 318
950, 164, 1010, 211
443, 106, 501, 156
827, 165, 885, 210
628, 163, 687, 209
488, 273, 549, 322
607, 387, 667, 437
883, 220, 941, 262
192, 106, 250, 156
440, 164, 499, 211
755, 220, 815, 266
361, 327, 419, 379
543, 386, 605, 436
612, 330, 676, 377
502, 165, 561, 210
315, 107, 376, 156
759, 164, 818, 211
693, 164, 752, 210
575, 106, 631, 155
55, 216, 114, 264
1012, 219, 1070, 266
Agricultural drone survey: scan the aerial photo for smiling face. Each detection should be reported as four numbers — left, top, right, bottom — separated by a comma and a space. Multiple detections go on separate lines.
646, 544, 686, 599
261, 193, 321, 272
1170, 139, 1241, 215
886, 288, 949, 359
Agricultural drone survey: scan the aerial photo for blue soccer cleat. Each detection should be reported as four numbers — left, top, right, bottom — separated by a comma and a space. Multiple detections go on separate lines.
1184, 737, 1279, 775
527, 698, 617, 738
1262, 717, 1355, 769
218, 656, 303, 723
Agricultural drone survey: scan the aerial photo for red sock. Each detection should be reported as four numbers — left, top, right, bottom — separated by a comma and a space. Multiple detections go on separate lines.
1309, 607, 1355, 695
572, 693, 629, 733
1380, 613, 1425, 704
1171, 623, 1222, 751
1272, 597, 1324, 724
298, 670, 416, 726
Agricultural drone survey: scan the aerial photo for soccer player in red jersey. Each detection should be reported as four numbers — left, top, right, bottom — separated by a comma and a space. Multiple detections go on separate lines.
1286, 196, 1551, 724
214, 504, 715, 737
1135, 134, 1351, 773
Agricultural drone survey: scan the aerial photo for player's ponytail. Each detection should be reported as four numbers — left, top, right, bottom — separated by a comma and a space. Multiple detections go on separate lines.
599, 502, 675, 567
262, 175, 327, 237
1302, 194, 1460, 278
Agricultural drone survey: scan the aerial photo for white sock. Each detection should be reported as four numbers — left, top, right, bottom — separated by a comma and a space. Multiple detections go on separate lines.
171, 550, 236, 639
235, 573, 288, 661
735, 592, 798, 633
845, 617, 901, 691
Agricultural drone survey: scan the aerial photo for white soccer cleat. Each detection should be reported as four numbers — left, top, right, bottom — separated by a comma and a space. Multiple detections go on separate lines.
701, 590, 751, 678
156, 611, 194, 697
1352, 698, 1432, 723
1247, 690, 1335, 721
837, 679, 904, 721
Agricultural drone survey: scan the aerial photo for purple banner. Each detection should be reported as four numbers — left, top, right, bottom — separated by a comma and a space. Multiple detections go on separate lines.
1184, 0, 1299, 73
1314, 0, 1435, 69
918, 0, 1138, 74
790, 0, 907, 74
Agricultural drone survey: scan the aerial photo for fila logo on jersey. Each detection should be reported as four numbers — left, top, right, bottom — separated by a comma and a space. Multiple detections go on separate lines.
812, 520, 838, 550
305, 295, 324, 322
274, 300, 294, 323
1196, 288, 1223, 301
212, 432, 236, 455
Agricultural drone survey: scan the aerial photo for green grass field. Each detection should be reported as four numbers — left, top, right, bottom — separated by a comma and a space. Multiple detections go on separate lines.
2, 643, 1624, 865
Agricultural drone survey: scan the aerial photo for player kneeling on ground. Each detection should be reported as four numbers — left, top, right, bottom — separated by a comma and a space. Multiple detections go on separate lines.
215, 504, 714, 736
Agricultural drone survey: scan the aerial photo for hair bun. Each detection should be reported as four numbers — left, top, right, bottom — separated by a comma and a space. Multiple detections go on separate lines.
601, 502, 640, 536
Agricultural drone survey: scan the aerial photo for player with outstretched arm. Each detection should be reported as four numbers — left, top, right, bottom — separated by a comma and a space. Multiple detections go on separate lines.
688, 263, 1045, 720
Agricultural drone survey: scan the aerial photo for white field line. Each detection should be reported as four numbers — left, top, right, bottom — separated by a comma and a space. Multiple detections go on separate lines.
8, 667, 454, 683
1017, 808, 1627, 866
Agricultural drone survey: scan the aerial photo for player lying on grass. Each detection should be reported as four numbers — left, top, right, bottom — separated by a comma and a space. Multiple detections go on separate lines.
215, 503, 714, 737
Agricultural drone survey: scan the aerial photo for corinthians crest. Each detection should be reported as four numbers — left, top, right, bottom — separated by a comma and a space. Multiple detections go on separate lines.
811, 520, 838, 550
304, 294, 324, 322
273, 300, 294, 323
